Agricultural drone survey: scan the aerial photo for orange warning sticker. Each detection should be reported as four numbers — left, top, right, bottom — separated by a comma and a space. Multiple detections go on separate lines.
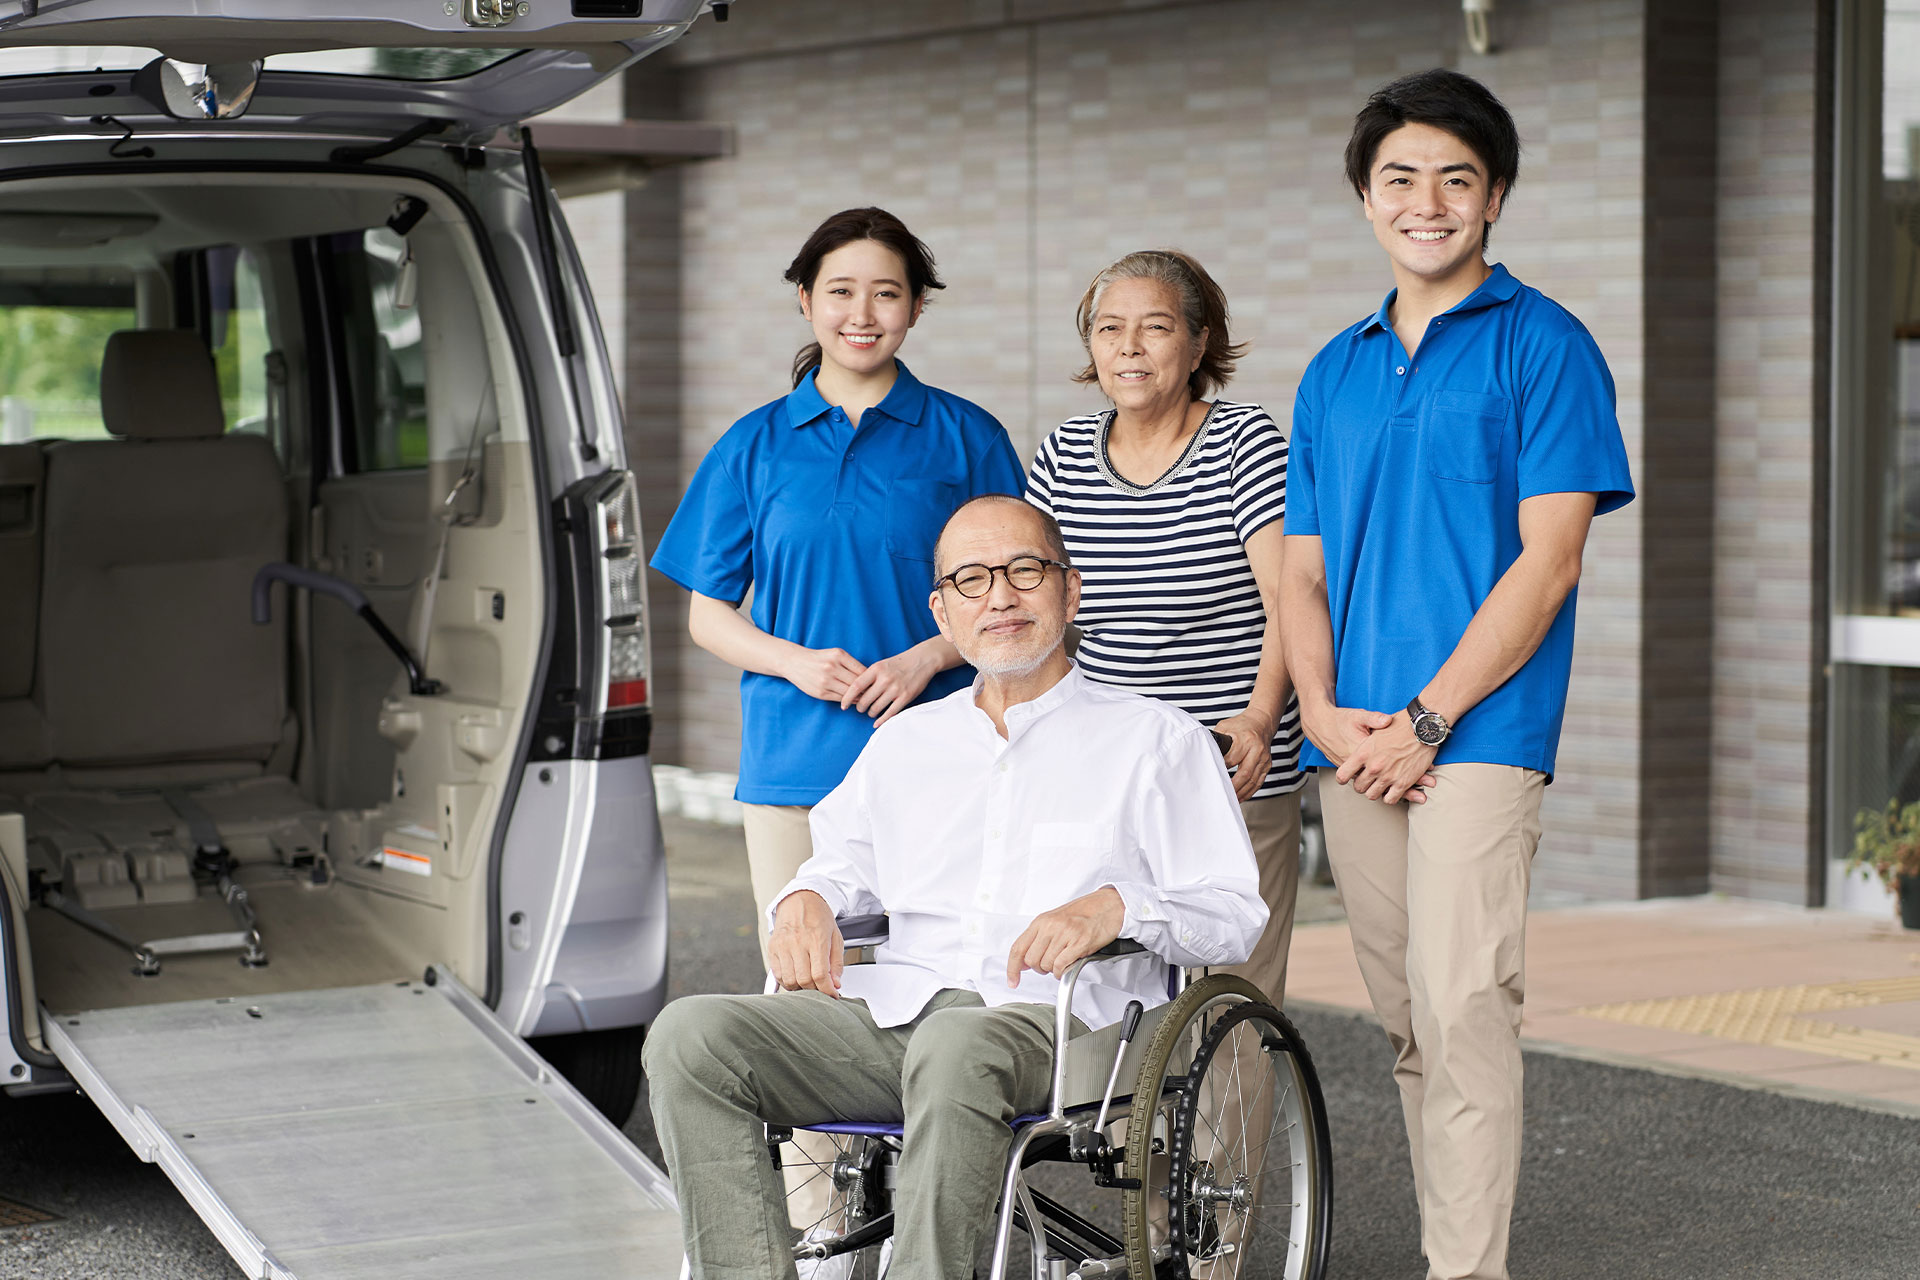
376, 847, 432, 877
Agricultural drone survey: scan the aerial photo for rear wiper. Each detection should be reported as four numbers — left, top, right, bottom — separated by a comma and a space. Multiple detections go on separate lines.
332, 117, 450, 165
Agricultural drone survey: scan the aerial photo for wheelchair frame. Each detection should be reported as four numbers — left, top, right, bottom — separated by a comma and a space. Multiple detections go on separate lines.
771, 915, 1333, 1279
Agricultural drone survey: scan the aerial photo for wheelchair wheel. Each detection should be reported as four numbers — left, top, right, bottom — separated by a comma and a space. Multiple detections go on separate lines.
1120, 974, 1332, 1280
777, 1131, 894, 1279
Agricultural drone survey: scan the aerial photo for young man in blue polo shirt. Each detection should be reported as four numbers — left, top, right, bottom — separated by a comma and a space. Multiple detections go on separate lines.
1280, 70, 1633, 1280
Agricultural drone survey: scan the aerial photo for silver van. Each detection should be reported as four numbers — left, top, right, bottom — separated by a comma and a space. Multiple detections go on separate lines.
0, 5, 717, 1274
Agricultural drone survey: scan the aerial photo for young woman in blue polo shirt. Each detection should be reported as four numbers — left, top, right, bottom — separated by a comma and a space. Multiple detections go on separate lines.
650, 207, 1024, 964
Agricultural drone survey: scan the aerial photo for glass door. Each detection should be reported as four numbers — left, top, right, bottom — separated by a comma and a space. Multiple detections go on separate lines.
1830, 0, 1920, 909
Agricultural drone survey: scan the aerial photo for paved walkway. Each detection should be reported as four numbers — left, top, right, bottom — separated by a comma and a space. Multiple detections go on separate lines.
1286, 895, 1920, 1117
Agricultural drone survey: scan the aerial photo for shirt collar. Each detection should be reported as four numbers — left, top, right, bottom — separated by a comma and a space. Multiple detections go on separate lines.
1360, 261, 1520, 334
783, 360, 929, 429
971, 661, 1087, 743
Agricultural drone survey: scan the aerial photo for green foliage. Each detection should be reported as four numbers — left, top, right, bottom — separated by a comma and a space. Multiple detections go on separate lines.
0, 306, 136, 439
1848, 798, 1920, 890
369, 47, 507, 81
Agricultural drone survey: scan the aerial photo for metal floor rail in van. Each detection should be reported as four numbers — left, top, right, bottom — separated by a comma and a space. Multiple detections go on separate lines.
44, 968, 683, 1279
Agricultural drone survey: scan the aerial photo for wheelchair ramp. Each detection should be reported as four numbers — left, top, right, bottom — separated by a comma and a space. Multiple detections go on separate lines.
44, 969, 682, 1279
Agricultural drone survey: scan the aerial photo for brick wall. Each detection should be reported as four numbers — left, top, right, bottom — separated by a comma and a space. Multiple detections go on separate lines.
1709, 0, 1825, 902
634, 0, 1656, 899
622, 0, 1830, 905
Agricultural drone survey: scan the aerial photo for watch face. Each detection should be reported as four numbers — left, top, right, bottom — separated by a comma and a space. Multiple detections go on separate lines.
1414, 717, 1446, 746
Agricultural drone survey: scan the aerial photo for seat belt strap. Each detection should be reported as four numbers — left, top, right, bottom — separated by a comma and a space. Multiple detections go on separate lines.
161, 789, 223, 854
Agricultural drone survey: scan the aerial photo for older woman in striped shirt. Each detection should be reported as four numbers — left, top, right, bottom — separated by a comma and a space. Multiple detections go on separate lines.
1025, 248, 1301, 1007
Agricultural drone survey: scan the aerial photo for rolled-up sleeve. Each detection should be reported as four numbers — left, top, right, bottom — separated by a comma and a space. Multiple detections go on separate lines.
1106, 727, 1267, 967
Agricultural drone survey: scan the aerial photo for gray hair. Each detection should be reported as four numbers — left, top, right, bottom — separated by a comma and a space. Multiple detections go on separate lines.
1072, 249, 1247, 399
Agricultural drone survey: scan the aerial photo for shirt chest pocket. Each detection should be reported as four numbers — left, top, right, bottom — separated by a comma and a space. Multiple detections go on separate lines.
1021, 821, 1116, 912
884, 477, 961, 565
1420, 390, 1511, 485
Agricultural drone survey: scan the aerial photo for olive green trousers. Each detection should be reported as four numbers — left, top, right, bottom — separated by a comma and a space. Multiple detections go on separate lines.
644, 987, 1080, 1280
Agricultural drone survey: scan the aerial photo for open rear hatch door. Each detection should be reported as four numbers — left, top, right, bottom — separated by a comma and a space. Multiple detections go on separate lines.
44, 968, 682, 1279
0, 0, 721, 135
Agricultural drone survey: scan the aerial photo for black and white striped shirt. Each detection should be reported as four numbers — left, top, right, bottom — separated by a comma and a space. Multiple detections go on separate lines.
1027, 400, 1303, 799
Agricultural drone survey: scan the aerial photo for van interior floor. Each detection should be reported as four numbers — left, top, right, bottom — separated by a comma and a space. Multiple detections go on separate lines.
5, 776, 419, 1012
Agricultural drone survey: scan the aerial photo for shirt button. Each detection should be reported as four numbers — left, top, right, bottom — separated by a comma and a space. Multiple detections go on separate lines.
1396, 366, 1406, 376
990, 828, 1001, 839
997, 762, 1009, 773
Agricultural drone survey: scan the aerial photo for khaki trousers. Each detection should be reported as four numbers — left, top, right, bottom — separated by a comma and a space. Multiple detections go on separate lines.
741, 802, 818, 969
644, 988, 1078, 1280
1320, 763, 1545, 1280
1187, 789, 1301, 1259
1219, 790, 1303, 1005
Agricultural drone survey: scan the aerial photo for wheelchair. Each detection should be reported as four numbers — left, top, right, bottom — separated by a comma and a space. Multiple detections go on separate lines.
766, 915, 1333, 1279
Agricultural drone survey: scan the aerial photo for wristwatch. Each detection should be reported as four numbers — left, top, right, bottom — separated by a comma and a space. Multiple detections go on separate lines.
1407, 696, 1452, 747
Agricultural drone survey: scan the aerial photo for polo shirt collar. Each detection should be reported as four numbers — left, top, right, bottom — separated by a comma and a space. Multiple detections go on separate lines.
783, 360, 930, 429
1360, 261, 1520, 334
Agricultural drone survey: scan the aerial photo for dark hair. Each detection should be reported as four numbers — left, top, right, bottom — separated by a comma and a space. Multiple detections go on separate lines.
783, 207, 945, 388
1072, 249, 1245, 400
1343, 69, 1520, 248
933, 495, 1072, 580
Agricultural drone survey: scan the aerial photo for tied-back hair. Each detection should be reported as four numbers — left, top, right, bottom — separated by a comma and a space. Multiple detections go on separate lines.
1073, 249, 1246, 401
783, 207, 945, 388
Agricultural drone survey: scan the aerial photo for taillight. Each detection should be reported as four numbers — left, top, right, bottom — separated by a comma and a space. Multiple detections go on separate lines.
594, 471, 650, 717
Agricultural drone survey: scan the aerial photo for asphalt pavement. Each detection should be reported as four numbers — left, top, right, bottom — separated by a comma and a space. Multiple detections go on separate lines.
3, 815, 1917, 1278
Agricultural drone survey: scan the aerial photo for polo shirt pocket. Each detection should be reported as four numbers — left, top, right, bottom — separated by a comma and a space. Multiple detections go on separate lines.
1421, 390, 1510, 484
884, 477, 960, 564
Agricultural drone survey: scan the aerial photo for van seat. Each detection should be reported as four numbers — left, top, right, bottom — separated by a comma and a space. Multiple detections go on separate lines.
39, 330, 289, 768
0, 443, 48, 768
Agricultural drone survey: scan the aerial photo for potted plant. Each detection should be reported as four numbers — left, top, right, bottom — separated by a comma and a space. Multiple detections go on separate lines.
1848, 798, 1920, 929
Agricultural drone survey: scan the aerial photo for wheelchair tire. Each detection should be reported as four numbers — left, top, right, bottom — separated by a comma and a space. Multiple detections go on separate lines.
1120, 974, 1332, 1280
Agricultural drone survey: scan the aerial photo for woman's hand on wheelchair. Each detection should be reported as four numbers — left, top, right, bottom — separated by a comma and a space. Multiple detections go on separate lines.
769, 890, 845, 996
1006, 886, 1127, 987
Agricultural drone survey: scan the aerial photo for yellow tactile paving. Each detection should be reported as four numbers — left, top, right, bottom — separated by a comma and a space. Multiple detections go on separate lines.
1578, 976, 1920, 1072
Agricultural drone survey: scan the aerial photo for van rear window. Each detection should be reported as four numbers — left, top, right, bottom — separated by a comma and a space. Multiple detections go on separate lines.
0, 271, 136, 443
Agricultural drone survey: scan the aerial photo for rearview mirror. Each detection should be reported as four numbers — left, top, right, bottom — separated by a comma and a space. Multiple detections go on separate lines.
133, 57, 263, 121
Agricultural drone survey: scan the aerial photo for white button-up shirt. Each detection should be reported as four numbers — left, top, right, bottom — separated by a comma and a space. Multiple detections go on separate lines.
772, 664, 1267, 1030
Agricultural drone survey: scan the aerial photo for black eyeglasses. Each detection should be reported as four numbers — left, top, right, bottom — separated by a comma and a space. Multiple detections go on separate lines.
934, 556, 1070, 599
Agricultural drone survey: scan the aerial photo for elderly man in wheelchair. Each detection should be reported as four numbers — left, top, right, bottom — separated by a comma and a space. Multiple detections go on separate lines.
645, 496, 1332, 1280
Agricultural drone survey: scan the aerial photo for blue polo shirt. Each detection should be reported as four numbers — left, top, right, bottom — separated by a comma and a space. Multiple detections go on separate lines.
1289, 264, 1634, 778
651, 362, 1024, 804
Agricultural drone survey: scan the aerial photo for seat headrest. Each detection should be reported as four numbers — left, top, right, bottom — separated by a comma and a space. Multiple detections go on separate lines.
100, 330, 226, 441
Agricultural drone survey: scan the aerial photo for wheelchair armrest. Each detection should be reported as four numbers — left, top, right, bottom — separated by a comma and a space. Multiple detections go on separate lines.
1090, 937, 1145, 959
837, 912, 888, 966
836, 913, 889, 945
